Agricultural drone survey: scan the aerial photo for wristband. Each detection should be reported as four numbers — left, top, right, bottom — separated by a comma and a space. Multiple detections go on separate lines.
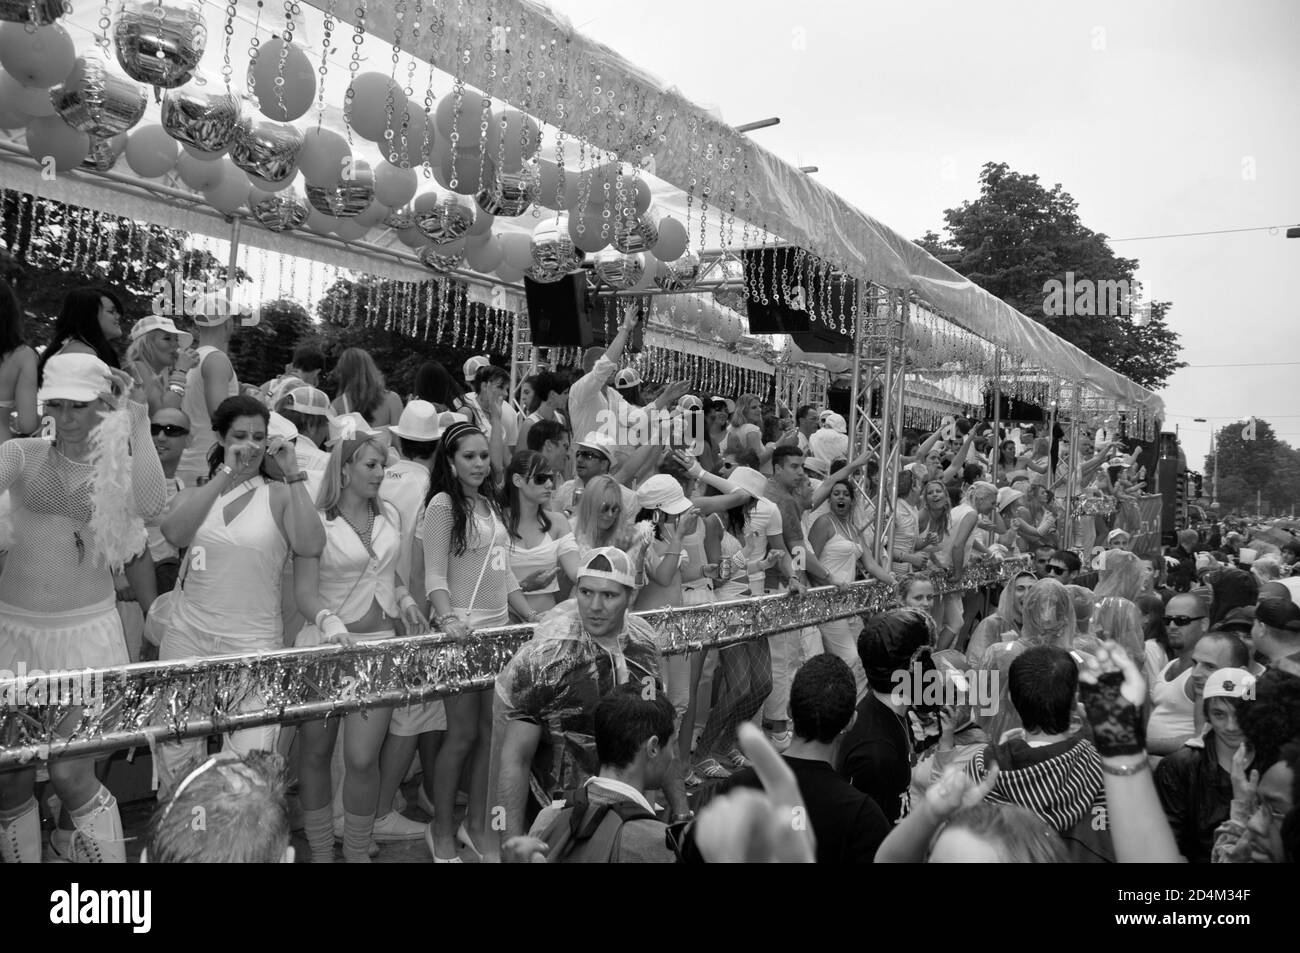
1100, 757, 1149, 777
284, 472, 308, 484
315, 609, 334, 629
394, 585, 411, 604
319, 614, 349, 642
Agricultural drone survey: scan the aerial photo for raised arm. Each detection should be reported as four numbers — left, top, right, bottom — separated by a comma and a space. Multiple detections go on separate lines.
13, 346, 39, 435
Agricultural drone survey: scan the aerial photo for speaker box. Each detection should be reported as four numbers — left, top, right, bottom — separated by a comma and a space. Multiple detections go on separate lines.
524, 273, 589, 346
741, 246, 856, 351
586, 293, 646, 352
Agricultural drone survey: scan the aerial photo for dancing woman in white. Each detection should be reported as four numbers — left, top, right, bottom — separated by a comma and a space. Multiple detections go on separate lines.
158, 394, 324, 789
293, 422, 428, 863
0, 354, 165, 863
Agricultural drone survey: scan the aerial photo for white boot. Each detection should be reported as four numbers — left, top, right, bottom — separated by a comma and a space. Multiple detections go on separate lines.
69, 786, 126, 864
0, 798, 41, 863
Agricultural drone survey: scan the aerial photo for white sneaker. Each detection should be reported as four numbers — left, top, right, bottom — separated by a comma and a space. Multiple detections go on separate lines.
371, 811, 428, 842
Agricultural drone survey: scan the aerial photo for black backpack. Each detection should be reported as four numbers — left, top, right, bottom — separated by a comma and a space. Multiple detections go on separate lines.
539, 785, 658, 863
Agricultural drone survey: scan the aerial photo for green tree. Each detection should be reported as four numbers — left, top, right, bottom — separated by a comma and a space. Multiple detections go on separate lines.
314, 274, 515, 400
917, 162, 1184, 390
228, 298, 314, 388
1204, 418, 1300, 513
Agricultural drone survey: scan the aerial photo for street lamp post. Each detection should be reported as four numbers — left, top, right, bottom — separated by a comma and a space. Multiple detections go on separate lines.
1194, 418, 1219, 508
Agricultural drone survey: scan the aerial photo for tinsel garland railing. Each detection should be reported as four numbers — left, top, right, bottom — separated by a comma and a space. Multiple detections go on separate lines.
0, 558, 1029, 769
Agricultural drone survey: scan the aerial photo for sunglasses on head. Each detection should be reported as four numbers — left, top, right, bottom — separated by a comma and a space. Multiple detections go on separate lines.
1046, 564, 1068, 575
151, 423, 190, 437
1164, 615, 1205, 628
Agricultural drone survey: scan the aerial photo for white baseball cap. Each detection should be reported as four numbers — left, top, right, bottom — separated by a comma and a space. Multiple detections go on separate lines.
614, 367, 642, 389
578, 546, 637, 589
637, 473, 692, 515
279, 386, 334, 418
824, 412, 847, 434
1203, 668, 1255, 701
463, 355, 490, 383
389, 400, 443, 441
129, 315, 193, 351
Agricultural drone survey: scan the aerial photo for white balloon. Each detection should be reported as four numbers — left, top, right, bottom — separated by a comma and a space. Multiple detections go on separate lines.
125, 124, 180, 178
374, 161, 418, 208
500, 232, 534, 271
654, 215, 688, 261
465, 234, 504, 273
299, 127, 351, 187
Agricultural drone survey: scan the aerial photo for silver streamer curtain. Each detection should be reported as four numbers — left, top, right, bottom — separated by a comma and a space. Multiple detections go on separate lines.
0, 559, 1028, 768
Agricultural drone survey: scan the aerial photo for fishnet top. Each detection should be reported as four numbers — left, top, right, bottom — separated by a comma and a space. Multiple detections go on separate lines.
0, 404, 166, 612
420, 492, 521, 613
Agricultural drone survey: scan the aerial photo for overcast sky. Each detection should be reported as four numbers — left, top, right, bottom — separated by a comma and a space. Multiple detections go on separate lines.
547, 0, 1300, 473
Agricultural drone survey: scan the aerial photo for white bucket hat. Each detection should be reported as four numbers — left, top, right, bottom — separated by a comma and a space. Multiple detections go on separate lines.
389, 400, 443, 441
37, 353, 114, 404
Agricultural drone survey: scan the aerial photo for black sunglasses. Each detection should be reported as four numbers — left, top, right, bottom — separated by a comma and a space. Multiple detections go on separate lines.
527, 470, 553, 486
1046, 564, 1068, 575
151, 423, 190, 437
575, 450, 604, 462
1164, 615, 1206, 628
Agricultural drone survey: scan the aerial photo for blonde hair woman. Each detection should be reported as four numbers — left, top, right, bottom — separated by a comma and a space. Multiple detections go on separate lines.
724, 393, 773, 469
294, 422, 428, 863
330, 347, 404, 428
572, 474, 632, 556
125, 315, 197, 415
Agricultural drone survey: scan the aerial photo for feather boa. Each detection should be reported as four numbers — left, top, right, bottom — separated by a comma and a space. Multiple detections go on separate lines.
87, 405, 148, 572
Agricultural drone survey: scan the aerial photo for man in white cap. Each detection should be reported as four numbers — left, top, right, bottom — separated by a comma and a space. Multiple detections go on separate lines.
176, 305, 240, 485
566, 307, 690, 464
494, 547, 689, 843
1107, 527, 1133, 552
1154, 666, 1255, 863
809, 411, 849, 467
275, 385, 333, 474
554, 431, 638, 532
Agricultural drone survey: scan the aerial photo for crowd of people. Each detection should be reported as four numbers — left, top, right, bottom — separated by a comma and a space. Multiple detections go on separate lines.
1, 281, 1298, 864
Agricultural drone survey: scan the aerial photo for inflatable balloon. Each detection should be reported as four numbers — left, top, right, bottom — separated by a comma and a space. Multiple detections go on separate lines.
345, 72, 406, 142
374, 161, 418, 208
654, 215, 689, 261
249, 37, 315, 122
125, 124, 180, 178
24, 115, 88, 173
298, 127, 351, 187
0, 21, 75, 88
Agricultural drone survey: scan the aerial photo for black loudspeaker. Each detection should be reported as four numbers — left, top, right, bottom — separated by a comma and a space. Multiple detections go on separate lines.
586, 294, 646, 352
525, 274, 589, 346
741, 247, 856, 352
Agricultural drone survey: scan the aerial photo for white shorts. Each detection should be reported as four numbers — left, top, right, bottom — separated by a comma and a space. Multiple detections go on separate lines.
390, 699, 448, 735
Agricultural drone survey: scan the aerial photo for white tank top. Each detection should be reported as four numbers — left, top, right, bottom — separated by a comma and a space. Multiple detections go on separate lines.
1147, 662, 1195, 745
174, 479, 287, 644
180, 346, 240, 478
820, 519, 862, 584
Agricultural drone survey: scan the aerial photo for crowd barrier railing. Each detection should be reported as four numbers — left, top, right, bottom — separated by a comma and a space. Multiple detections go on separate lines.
0, 557, 1030, 769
